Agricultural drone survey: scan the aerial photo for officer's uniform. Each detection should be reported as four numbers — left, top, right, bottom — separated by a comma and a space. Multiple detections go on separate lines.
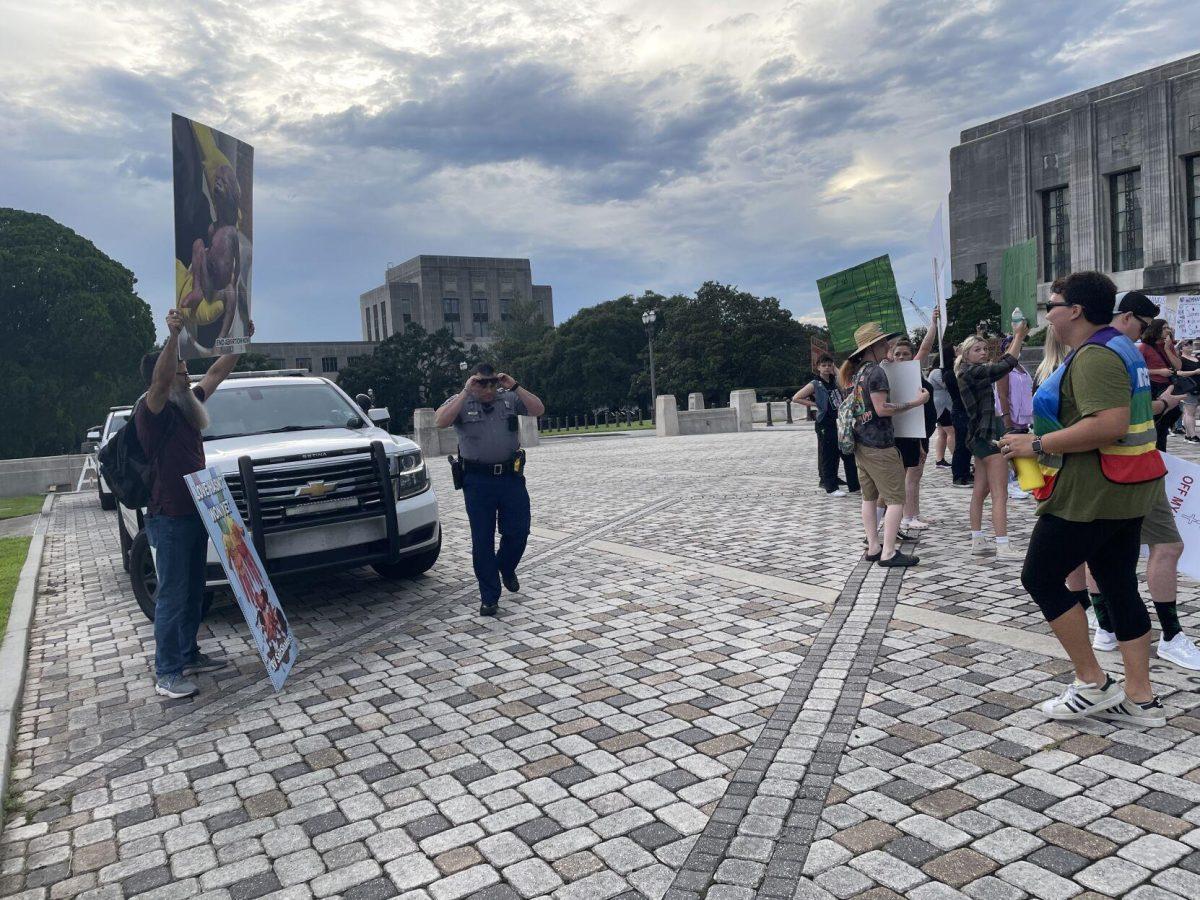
451, 389, 531, 610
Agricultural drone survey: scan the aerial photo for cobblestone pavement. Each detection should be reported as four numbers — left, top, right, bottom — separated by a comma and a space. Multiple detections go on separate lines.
5, 428, 1200, 900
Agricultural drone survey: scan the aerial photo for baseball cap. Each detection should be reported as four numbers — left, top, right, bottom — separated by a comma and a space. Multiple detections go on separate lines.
1116, 290, 1159, 318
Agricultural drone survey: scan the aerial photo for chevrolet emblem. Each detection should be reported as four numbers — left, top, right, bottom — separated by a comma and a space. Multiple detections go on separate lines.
295, 480, 338, 499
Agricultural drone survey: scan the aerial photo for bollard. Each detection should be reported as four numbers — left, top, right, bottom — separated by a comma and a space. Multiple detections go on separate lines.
786, 398, 793, 424
766, 401, 774, 427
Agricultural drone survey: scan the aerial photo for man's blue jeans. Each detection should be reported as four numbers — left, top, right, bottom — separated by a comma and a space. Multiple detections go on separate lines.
145, 514, 209, 678
463, 472, 531, 607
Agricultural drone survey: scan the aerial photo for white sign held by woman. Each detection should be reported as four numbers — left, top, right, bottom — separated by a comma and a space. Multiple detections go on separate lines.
881, 359, 925, 439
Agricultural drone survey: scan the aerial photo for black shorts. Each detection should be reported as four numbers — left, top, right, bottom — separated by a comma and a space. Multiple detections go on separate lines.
936, 409, 953, 427
895, 437, 927, 468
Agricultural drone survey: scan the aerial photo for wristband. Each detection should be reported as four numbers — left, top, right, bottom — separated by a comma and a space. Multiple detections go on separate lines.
511, 382, 521, 392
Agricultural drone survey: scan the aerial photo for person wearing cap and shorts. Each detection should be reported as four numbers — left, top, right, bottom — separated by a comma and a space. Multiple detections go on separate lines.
1085, 290, 1200, 670
837, 322, 926, 568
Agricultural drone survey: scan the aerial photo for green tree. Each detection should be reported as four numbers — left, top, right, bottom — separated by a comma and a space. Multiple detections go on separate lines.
944, 275, 1001, 348
338, 325, 477, 432
0, 208, 155, 458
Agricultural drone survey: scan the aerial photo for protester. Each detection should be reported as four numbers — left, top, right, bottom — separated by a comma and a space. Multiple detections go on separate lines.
928, 363, 955, 467
1034, 326, 1069, 388
794, 354, 859, 497
957, 322, 1028, 560
839, 322, 926, 567
889, 325, 938, 530
1176, 339, 1200, 443
1140, 318, 1182, 451
1004, 271, 1167, 727
994, 335, 1035, 499
1084, 291, 1200, 670
940, 345, 974, 488
436, 363, 545, 616
138, 309, 251, 698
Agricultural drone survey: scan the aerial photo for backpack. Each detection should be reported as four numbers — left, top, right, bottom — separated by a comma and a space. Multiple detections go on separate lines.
836, 369, 868, 455
98, 399, 177, 509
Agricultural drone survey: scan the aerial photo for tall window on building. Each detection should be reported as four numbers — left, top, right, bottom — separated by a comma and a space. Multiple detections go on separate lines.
380, 304, 388, 338
270, 358, 285, 371
472, 298, 490, 337
296, 357, 312, 371
401, 301, 412, 324
1189, 155, 1200, 261
499, 298, 511, 322
442, 297, 461, 336
1042, 186, 1071, 281
364, 309, 372, 341
372, 306, 380, 341
321, 356, 338, 373
974, 262, 987, 280
1110, 169, 1143, 271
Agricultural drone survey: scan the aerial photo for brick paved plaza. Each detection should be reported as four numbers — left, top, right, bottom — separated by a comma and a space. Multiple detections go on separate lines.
6, 427, 1200, 900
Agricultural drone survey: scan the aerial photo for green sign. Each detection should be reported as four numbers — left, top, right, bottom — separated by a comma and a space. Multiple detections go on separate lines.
816, 255, 907, 354
1001, 239, 1038, 326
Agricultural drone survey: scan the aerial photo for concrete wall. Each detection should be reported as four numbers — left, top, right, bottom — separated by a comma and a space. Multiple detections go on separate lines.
677, 409, 738, 435
411, 409, 538, 459
0, 455, 88, 498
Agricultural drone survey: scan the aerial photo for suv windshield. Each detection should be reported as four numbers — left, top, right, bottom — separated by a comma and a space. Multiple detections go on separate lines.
203, 383, 363, 441
104, 413, 130, 441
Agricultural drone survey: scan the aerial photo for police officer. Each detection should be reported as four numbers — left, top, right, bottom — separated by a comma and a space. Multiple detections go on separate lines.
435, 363, 546, 616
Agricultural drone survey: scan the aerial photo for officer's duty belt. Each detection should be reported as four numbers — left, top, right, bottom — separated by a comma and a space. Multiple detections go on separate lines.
462, 458, 521, 476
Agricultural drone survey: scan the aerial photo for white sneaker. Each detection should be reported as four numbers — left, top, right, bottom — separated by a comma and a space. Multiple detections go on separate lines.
1086, 607, 1099, 632
828, 489, 847, 497
994, 542, 1023, 562
1092, 628, 1118, 652
1096, 696, 1167, 728
1157, 632, 1200, 670
903, 518, 931, 530
1041, 675, 1124, 720
971, 535, 990, 554
1008, 485, 1029, 500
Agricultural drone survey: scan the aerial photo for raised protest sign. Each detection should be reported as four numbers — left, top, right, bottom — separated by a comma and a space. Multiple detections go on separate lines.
816, 256, 906, 354
881, 360, 925, 439
1001, 238, 1037, 326
172, 114, 253, 360
1160, 453, 1200, 580
186, 468, 297, 690
1172, 296, 1200, 340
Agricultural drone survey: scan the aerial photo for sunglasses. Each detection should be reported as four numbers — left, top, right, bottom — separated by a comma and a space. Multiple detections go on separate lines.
1045, 301, 1075, 311
474, 378, 499, 387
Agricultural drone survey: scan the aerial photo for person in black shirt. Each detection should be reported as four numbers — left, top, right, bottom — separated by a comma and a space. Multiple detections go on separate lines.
793, 355, 859, 496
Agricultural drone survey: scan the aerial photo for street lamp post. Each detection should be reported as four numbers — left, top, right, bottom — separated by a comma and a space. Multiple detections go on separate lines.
642, 309, 658, 422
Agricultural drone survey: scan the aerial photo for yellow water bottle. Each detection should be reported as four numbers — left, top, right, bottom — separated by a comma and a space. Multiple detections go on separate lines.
1012, 456, 1045, 492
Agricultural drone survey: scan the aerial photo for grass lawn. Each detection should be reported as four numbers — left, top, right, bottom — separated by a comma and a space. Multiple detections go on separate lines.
0, 495, 43, 520
0, 537, 32, 638
542, 421, 655, 436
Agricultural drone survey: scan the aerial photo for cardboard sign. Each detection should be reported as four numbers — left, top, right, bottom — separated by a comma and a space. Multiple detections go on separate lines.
1172, 296, 1200, 340
186, 467, 298, 690
172, 114, 254, 359
881, 359, 925, 439
816, 256, 907, 354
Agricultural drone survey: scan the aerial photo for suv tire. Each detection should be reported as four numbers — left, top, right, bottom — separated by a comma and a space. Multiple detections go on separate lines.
118, 513, 133, 572
372, 532, 441, 580
130, 531, 158, 621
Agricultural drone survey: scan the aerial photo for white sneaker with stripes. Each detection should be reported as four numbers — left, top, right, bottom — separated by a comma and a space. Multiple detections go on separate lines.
1041, 675, 1124, 720
1096, 696, 1167, 728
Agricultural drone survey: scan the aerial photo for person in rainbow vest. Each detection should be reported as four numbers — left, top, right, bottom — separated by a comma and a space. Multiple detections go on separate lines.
1002, 272, 1168, 727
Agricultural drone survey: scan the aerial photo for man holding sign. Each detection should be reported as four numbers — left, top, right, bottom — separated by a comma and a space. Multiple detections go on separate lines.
136, 308, 252, 698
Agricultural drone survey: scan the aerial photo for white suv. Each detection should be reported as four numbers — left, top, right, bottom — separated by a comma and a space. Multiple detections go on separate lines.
97, 406, 133, 510
116, 371, 440, 619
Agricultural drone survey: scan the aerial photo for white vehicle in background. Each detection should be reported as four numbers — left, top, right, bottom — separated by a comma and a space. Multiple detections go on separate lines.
97, 406, 133, 510
115, 370, 441, 620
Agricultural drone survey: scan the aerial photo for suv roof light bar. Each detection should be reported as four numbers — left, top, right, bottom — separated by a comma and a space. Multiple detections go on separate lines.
187, 369, 311, 382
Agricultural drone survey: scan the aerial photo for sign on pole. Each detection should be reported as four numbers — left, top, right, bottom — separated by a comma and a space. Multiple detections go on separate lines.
1000, 239, 1038, 326
186, 467, 298, 690
816, 256, 907, 354
172, 114, 254, 360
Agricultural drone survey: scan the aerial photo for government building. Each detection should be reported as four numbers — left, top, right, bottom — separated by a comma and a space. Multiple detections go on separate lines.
950, 52, 1200, 308
359, 255, 554, 348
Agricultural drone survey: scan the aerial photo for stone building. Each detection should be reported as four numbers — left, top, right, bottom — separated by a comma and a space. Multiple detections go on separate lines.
950, 52, 1200, 309
249, 341, 376, 383
359, 256, 554, 348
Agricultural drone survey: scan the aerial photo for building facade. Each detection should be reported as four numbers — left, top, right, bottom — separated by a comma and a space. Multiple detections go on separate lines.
249, 341, 376, 382
359, 256, 554, 348
950, 53, 1200, 310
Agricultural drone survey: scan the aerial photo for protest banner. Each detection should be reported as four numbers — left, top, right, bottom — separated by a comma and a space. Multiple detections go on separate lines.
186, 467, 298, 690
1000, 238, 1038, 325
1172, 296, 1200, 339
881, 360, 925, 438
816, 256, 907, 354
1160, 454, 1200, 579
172, 114, 253, 360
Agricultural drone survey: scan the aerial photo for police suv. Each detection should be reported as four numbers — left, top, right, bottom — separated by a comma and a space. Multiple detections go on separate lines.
115, 370, 440, 619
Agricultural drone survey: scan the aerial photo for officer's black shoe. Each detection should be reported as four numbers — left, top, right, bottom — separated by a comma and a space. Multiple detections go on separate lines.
480, 603, 498, 617
501, 571, 520, 593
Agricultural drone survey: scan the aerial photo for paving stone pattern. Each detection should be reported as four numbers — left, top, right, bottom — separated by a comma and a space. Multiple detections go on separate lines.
4, 428, 1200, 899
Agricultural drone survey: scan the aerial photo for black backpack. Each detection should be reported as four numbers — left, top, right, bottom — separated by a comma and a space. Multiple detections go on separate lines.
98, 399, 177, 509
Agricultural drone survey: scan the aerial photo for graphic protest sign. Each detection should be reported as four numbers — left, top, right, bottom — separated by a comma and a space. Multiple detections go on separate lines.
1001, 239, 1038, 326
1161, 453, 1200, 581
172, 114, 253, 360
1172, 296, 1200, 340
186, 468, 297, 690
816, 256, 906, 354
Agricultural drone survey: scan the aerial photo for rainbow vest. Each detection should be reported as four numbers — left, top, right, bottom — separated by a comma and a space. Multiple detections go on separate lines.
1031, 326, 1164, 501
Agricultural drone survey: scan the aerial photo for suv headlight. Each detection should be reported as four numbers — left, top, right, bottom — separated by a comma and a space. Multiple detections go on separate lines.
389, 451, 428, 499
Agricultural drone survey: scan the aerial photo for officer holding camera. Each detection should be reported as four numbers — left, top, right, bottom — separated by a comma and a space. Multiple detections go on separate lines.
435, 364, 545, 616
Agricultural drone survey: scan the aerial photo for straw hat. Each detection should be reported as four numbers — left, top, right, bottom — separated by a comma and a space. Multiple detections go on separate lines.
849, 321, 900, 359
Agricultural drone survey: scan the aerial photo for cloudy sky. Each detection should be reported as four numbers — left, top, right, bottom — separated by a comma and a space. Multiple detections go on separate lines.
2, 0, 1196, 341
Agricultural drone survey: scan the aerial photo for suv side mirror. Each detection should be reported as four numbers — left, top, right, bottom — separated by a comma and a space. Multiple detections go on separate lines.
86, 428, 101, 442
355, 393, 373, 411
